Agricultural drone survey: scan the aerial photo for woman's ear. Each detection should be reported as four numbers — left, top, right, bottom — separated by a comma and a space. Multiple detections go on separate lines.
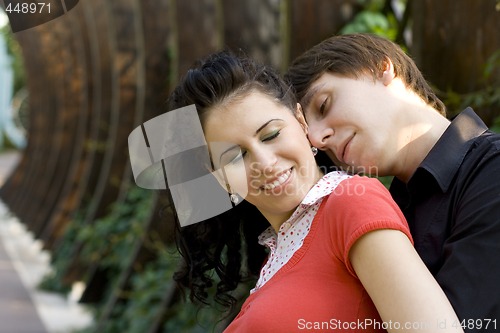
212, 169, 227, 190
204, 160, 228, 191
295, 103, 309, 135
381, 58, 395, 86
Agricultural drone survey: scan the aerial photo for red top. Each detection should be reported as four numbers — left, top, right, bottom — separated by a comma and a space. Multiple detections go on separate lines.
224, 176, 413, 332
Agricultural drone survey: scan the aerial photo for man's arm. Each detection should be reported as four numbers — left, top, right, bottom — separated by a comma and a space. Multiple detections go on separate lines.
437, 152, 500, 332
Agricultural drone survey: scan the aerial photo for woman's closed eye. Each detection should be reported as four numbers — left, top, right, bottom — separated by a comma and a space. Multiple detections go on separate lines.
262, 129, 281, 142
227, 130, 281, 165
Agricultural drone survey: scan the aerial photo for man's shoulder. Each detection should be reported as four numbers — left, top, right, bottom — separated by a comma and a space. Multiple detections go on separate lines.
466, 130, 500, 162
449, 130, 500, 194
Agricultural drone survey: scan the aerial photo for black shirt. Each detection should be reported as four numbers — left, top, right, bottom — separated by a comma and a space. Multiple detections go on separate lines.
390, 108, 500, 332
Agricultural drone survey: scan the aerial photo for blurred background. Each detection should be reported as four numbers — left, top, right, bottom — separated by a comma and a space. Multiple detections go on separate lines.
0, 0, 499, 332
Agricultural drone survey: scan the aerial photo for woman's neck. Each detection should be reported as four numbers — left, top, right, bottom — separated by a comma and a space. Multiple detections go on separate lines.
261, 166, 323, 233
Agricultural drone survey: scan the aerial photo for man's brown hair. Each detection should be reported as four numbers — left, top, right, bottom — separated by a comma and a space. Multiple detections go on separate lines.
285, 33, 446, 116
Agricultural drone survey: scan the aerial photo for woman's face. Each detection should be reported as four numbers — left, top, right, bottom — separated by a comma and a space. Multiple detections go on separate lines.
204, 90, 322, 226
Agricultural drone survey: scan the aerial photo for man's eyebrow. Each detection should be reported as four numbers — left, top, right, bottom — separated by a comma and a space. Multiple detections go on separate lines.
300, 84, 325, 112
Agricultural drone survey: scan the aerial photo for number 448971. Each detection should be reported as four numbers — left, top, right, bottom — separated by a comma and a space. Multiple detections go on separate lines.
453, 319, 497, 330
5, 2, 51, 14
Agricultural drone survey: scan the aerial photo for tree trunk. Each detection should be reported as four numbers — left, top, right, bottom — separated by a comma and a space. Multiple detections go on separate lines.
412, 0, 500, 123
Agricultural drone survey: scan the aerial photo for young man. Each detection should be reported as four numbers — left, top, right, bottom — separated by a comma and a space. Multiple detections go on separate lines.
286, 33, 500, 331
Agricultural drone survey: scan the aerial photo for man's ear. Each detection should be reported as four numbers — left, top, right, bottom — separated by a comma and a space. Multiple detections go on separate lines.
381, 58, 396, 86
295, 103, 309, 135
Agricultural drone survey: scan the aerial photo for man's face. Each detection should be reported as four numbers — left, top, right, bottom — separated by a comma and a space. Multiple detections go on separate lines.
302, 72, 398, 176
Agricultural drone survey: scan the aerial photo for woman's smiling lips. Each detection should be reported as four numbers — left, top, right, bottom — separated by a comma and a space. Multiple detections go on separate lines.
261, 167, 293, 191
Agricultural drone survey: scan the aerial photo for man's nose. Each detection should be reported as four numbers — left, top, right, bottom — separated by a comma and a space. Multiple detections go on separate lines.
307, 122, 334, 150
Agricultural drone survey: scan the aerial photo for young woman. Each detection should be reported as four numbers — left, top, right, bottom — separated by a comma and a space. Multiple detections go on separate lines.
164, 51, 463, 332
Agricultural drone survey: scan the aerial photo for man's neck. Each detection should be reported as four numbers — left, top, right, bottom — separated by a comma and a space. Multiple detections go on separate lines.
396, 106, 451, 183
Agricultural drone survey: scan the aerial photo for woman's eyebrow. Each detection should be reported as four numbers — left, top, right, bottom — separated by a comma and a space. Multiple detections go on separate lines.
217, 119, 284, 163
255, 119, 283, 135
219, 145, 240, 163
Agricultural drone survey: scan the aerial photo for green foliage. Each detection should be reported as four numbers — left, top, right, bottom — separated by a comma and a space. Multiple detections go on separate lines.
489, 112, 500, 133
442, 50, 500, 118
78, 244, 229, 333
340, 0, 401, 40
122, 252, 178, 333
77, 187, 154, 272
377, 176, 394, 189
39, 185, 156, 295
341, 10, 397, 40
38, 214, 81, 294
80, 247, 180, 333
41, 183, 230, 333
0, 23, 25, 94
483, 50, 500, 80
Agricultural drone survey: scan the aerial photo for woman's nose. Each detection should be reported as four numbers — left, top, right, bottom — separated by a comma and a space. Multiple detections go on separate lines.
251, 147, 278, 176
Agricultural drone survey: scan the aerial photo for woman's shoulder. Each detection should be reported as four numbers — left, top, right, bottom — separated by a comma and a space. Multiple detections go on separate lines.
321, 174, 406, 226
325, 174, 390, 202
318, 174, 412, 260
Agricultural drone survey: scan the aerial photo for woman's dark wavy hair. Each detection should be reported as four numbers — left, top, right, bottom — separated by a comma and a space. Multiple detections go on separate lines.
167, 50, 296, 312
285, 33, 446, 116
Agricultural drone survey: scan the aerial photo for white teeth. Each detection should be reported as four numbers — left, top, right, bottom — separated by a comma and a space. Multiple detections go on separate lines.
262, 169, 292, 190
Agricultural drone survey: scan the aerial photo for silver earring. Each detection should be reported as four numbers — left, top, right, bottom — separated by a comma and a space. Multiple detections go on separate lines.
230, 193, 239, 204
226, 183, 239, 204
311, 146, 318, 156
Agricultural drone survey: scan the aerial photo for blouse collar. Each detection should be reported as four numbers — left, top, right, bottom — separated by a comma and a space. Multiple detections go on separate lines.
259, 171, 351, 244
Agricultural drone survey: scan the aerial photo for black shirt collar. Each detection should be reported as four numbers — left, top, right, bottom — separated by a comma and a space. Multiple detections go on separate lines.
414, 107, 488, 192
